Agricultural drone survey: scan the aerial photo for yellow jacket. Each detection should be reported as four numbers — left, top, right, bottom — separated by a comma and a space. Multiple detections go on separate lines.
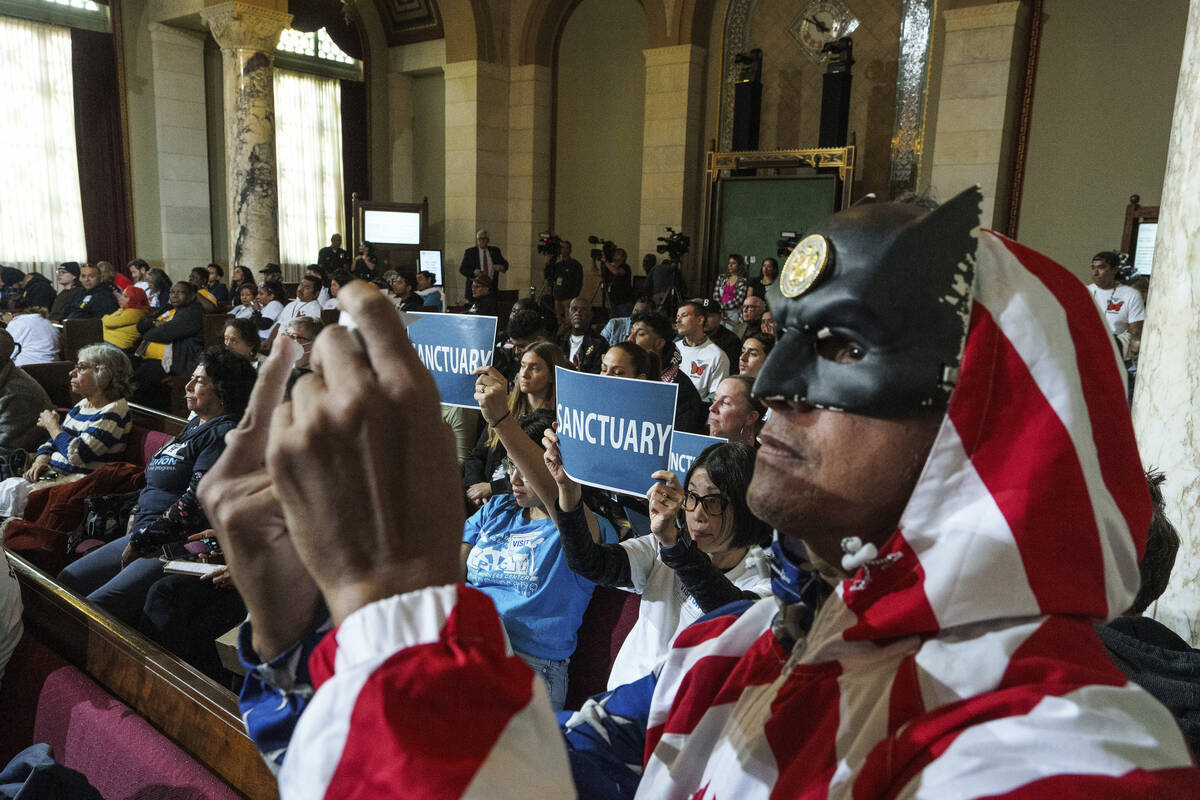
102, 307, 147, 351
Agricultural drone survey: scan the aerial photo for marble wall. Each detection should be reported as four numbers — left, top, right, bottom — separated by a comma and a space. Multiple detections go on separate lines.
1133, 0, 1200, 646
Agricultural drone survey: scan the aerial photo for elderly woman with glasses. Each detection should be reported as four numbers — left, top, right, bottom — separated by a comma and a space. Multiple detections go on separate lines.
281, 316, 323, 371
23, 344, 133, 482
537, 437, 773, 689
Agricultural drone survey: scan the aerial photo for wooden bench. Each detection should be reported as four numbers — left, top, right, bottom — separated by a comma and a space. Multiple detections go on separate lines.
204, 313, 232, 350
59, 318, 103, 364
22, 361, 73, 408
0, 552, 278, 799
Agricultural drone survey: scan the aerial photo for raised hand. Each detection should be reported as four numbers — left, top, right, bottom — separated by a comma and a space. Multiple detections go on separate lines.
472, 366, 510, 426
266, 282, 463, 626
646, 470, 684, 547
542, 424, 583, 517
197, 336, 320, 660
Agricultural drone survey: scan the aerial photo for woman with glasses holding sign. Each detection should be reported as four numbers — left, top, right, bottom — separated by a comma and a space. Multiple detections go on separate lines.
537, 434, 773, 690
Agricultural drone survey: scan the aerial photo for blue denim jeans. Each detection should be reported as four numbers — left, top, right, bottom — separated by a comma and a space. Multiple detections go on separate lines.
516, 651, 569, 712
58, 534, 165, 627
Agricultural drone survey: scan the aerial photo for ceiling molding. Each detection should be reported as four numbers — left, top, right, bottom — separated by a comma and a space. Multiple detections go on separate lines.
370, 0, 444, 47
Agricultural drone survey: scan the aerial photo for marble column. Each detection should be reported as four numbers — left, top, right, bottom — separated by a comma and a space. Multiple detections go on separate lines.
1131, 0, 1200, 645
638, 45, 705, 264
200, 1, 292, 269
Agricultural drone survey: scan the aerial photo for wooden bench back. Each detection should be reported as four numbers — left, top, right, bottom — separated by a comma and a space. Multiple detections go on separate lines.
204, 313, 232, 350
8, 552, 279, 799
23, 360, 73, 408
60, 318, 103, 364
129, 402, 188, 437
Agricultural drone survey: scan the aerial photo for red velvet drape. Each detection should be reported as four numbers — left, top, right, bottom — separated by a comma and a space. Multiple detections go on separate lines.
340, 79, 369, 226
71, 27, 133, 270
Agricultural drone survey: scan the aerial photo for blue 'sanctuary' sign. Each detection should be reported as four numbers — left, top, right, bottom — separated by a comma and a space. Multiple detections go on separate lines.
668, 432, 726, 486
554, 367, 678, 496
407, 312, 497, 408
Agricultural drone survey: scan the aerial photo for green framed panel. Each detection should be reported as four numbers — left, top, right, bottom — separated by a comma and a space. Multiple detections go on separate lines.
712, 175, 837, 280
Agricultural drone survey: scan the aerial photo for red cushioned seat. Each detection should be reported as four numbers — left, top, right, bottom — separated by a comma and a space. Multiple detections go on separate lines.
0, 633, 241, 800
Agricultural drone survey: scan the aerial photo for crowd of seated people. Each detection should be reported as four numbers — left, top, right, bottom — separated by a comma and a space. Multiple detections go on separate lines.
0, 244, 796, 724
439, 266, 786, 704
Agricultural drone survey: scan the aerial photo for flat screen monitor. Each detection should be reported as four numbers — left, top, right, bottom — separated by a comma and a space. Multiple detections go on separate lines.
1133, 222, 1157, 274
418, 250, 444, 285
363, 209, 421, 245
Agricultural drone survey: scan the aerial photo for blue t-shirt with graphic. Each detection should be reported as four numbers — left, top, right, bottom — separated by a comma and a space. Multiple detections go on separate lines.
463, 495, 616, 661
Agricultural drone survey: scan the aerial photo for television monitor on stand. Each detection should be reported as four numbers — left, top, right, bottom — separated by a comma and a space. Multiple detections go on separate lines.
350, 196, 430, 275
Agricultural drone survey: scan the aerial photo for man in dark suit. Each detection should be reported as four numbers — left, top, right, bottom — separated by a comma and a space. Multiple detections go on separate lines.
459, 230, 508, 302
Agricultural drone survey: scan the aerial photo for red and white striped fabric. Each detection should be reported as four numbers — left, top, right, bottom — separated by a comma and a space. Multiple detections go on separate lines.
279, 230, 1199, 798
636, 230, 1199, 797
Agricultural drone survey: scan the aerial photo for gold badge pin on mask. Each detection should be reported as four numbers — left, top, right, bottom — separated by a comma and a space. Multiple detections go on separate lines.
780, 234, 831, 298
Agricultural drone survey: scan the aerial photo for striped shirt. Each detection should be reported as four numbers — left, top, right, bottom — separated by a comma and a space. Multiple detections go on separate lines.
36, 398, 132, 475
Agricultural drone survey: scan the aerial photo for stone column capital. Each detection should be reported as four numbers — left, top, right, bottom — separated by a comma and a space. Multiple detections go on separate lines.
200, 2, 292, 53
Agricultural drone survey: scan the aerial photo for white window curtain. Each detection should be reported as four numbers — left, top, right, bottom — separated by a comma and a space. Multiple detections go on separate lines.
0, 16, 88, 275
274, 69, 344, 276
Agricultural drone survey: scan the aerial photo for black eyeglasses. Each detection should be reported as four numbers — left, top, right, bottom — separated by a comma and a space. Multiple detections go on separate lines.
683, 491, 728, 516
73, 362, 94, 372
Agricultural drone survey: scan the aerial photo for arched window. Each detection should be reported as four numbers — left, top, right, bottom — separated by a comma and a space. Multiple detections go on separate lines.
273, 28, 361, 271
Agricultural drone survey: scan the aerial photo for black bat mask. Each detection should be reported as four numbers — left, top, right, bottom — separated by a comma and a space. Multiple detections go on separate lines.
753, 187, 980, 417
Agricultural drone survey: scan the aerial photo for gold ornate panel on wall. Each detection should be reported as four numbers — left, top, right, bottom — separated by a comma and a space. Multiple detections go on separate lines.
719, 0, 901, 199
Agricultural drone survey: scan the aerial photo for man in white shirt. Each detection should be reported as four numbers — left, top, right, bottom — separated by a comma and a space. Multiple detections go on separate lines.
128, 258, 152, 294
275, 276, 324, 334
674, 299, 729, 402
1086, 251, 1145, 359
7, 309, 60, 366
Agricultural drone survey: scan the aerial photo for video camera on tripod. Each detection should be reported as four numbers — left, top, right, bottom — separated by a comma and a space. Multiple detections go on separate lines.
588, 235, 616, 263
537, 232, 563, 259
655, 227, 690, 261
